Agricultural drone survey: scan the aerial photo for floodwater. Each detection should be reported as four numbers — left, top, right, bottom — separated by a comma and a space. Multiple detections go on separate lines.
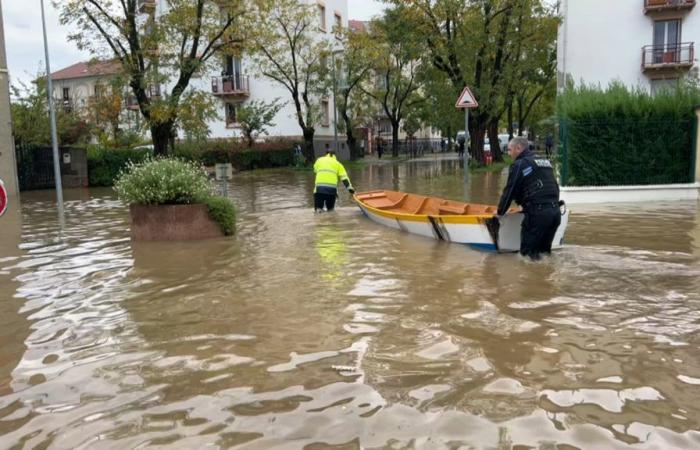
1, 155, 699, 449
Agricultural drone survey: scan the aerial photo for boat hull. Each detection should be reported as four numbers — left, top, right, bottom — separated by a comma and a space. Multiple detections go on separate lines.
355, 190, 569, 252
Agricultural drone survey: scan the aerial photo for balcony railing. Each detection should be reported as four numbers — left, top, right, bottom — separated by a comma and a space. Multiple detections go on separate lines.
125, 86, 161, 110
644, 0, 695, 13
211, 74, 250, 97
641, 42, 695, 71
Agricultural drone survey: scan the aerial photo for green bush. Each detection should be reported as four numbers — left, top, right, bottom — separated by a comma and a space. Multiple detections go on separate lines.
205, 196, 236, 236
558, 81, 700, 186
173, 137, 298, 170
114, 158, 211, 205
88, 146, 152, 186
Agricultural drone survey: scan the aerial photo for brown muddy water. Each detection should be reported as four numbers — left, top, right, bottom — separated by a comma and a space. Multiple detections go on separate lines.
1, 156, 699, 449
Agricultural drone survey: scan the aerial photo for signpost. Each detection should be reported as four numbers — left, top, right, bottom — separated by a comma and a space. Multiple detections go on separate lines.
455, 87, 479, 168
215, 163, 233, 197
0, 179, 7, 217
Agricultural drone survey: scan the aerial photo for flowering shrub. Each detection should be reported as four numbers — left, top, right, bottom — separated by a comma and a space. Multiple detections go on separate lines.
114, 158, 212, 205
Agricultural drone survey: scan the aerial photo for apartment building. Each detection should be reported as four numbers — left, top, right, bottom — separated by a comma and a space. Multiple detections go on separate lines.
557, 0, 699, 93
50, 0, 350, 156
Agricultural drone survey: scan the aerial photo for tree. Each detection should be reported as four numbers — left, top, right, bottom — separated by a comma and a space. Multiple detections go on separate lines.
10, 77, 91, 148
236, 99, 284, 147
86, 75, 127, 143
384, 0, 558, 164
335, 25, 376, 160
363, 8, 424, 157
57, 0, 245, 155
246, 0, 329, 164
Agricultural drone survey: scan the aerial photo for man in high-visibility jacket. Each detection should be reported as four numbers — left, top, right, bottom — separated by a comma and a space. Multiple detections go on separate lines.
313, 148, 355, 212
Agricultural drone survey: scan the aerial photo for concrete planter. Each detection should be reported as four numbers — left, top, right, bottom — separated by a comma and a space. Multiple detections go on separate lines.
130, 204, 224, 241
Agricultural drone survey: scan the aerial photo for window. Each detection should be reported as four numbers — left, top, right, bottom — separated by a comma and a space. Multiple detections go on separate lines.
653, 19, 681, 63
321, 99, 330, 127
62, 87, 70, 102
94, 84, 104, 98
651, 78, 678, 95
334, 13, 342, 37
317, 3, 326, 31
225, 103, 239, 126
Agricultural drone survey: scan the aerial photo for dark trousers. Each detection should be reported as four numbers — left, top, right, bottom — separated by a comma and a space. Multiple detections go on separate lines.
520, 203, 561, 260
314, 192, 336, 211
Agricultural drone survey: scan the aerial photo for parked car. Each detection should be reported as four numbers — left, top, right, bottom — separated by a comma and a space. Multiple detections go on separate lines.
497, 134, 510, 152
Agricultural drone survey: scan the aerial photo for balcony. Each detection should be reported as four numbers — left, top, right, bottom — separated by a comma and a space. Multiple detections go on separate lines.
641, 42, 695, 72
211, 74, 250, 98
138, 0, 156, 14
125, 86, 161, 110
644, 0, 695, 14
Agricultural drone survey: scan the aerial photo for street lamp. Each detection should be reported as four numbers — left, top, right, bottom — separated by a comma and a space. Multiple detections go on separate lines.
40, 0, 64, 219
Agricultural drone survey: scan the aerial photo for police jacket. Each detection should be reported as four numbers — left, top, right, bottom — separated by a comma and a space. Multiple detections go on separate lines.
313, 154, 353, 194
497, 149, 559, 216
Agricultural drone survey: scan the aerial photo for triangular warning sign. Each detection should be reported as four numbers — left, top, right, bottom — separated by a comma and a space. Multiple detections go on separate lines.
455, 86, 478, 109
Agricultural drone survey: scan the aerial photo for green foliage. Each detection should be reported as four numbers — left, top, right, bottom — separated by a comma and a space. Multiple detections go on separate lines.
114, 158, 212, 205
205, 196, 237, 236
10, 77, 92, 147
88, 146, 153, 187
236, 99, 284, 147
558, 82, 700, 186
173, 138, 298, 170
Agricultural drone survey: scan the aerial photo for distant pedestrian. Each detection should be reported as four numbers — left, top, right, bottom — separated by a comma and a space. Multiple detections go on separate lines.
440, 138, 446, 153
377, 139, 384, 159
457, 134, 466, 158
545, 133, 554, 158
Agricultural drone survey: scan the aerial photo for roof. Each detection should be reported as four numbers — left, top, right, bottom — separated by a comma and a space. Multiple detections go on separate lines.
50, 60, 122, 81
348, 20, 367, 32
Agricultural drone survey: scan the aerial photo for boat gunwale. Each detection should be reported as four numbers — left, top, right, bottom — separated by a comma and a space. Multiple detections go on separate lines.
353, 192, 504, 225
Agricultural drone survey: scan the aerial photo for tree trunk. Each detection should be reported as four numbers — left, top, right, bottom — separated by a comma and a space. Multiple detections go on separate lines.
469, 115, 487, 165
302, 127, 315, 164
488, 120, 503, 162
151, 122, 174, 156
391, 120, 400, 158
342, 110, 361, 160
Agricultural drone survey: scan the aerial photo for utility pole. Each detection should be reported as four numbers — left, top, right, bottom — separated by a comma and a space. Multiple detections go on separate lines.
40, 0, 64, 215
331, 50, 340, 155
0, 1, 19, 197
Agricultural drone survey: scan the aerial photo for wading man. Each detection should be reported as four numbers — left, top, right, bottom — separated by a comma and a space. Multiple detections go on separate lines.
497, 137, 561, 260
313, 148, 355, 212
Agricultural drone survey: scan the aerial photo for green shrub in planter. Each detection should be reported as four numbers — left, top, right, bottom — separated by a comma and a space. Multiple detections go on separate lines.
114, 158, 211, 205
205, 196, 236, 236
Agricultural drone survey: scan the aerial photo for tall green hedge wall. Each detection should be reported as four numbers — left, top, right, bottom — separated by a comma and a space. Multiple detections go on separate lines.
557, 82, 700, 186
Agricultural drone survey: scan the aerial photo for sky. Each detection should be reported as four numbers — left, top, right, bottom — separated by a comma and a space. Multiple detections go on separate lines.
2, 0, 387, 88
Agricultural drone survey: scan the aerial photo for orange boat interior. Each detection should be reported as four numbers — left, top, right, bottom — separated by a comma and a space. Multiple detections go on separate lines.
355, 190, 513, 216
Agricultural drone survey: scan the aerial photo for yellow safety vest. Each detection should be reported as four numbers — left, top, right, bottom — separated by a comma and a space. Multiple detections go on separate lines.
313, 155, 352, 193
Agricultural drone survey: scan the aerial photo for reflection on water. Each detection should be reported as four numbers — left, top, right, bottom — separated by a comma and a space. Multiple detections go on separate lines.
1, 156, 700, 449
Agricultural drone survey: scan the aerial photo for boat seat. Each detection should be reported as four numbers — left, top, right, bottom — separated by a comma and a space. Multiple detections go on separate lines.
374, 194, 408, 210
438, 204, 468, 215
356, 192, 387, 201
411, 197, 429, 214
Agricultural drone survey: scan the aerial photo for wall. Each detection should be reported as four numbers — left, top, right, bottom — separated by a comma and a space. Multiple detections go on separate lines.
558, 0, 700, 91
0, 2, 18, 197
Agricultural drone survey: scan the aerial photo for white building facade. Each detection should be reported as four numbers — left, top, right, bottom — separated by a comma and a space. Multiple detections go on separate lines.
557, 0, 700, 93
51, 0, 350, 155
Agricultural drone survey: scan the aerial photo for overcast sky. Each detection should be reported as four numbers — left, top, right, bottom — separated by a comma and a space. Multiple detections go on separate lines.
2, 0, 387, 87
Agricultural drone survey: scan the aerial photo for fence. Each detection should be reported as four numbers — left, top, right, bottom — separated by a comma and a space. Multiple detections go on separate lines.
15, 146, 88, 191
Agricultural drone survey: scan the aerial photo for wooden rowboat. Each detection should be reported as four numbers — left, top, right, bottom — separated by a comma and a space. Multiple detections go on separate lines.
354, 190, 569, 252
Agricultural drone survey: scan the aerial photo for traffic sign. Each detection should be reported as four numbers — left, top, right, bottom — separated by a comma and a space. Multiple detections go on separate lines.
0, 179, 7, 217
455, 86, 478, 109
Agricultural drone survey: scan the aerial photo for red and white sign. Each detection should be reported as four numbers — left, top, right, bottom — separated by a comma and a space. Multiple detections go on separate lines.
0, 179, 7, 218
455, 86, 479, 109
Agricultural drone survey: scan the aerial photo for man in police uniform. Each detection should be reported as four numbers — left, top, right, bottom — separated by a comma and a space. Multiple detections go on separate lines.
497, 137, 560, 260
313, 147, 355, 212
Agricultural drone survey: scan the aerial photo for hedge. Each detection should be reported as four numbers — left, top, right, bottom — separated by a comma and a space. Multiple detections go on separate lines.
557, 81, 700, 186
173, 138, 298, 170
87, 138, 300, 186
88, 147, 152, 187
